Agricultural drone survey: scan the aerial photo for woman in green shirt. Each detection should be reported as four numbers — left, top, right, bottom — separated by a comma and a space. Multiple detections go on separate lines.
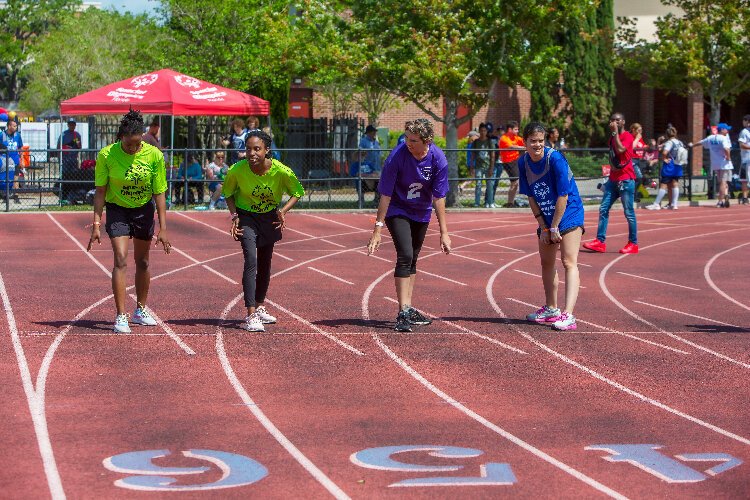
223, 130, 304, 332
87, 110, 171, 334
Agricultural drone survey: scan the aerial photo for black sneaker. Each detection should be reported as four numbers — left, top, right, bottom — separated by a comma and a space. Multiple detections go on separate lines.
394, 310, 412, 332
724, 200, 731, 208
407, 307, 432, 325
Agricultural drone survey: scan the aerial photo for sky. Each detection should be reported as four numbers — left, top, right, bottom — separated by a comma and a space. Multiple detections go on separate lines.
95, 0, 160, 16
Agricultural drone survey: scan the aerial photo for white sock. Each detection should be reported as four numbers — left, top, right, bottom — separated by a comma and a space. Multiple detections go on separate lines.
654, 188, 667, 205
670, 187, 679, 206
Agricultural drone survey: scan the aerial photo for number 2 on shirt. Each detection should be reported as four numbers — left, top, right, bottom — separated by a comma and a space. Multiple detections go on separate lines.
407, 182, 423, 200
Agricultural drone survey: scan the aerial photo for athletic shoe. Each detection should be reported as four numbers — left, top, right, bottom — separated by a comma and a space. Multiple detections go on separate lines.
407, 307, 432, 325
742, 197, 749, 205
582, 239, 606, 253
526, 305, 561, 323
645, 203, 661, 210
716, 201, 724, 208
667, 204, 678, 210
255, 305, 277, 324
619, 242, 639, 254
394, 310, 412, 332
723, 200, 731, 208
114, 313, 131, 333
132, 306, 157, 326
244, 313, 265, 332
552, 312, 577, 331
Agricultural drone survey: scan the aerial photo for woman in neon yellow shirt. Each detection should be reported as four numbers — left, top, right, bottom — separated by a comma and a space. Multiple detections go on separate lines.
223, 130, 304, 332
87, 110, 171, 333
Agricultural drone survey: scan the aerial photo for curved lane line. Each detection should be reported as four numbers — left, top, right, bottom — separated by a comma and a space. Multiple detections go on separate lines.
704, 242, 750, 312
215, 293, 351, 500
486, 258, 750, 446
597, 229, 750, 369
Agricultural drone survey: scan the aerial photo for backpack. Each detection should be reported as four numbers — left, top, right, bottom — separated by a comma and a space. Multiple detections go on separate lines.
608, 137, 628, 170
672, 139, 688, 166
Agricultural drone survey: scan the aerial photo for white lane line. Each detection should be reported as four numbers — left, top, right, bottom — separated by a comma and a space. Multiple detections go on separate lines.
215, 294, 351, 499
632, 300, 741, 329
308, 267, 354, 285
616, 272, 699, 291
48, 213, 194, 355
286, 227, 346, 248
127, 294, 196, 355
371, 334, 627, 499
559, 257, 592, 268
418, 270, 467, 286
274, 251, 294, 261
488, 260, 750, 446
451, 252, 494, 266
1, 272, 66, 500
598, 229, 750, 369
358, 250, 390, 263
171, 247, 237, 286
447, 233, 477, 241
513, 269, 586, 288
704, 242, 750, 312
489, 243, 525, 252
506, 298, 690, 355
383, 297, 527, 354
301, 213, 369, 231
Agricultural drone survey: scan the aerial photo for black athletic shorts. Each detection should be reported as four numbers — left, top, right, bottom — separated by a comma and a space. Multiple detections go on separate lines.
536, 225, 585, 238
105, 200, 156, 240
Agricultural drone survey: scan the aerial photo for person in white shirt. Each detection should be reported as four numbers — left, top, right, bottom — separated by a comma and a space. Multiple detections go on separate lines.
689, 123, 734, 208
738, 115, 750, 205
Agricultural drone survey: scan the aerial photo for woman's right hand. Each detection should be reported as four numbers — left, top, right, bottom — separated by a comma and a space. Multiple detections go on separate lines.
87, 225, 101, 252
540, 230, 552, 246
230, 218, 243, 241
367, 231, 381, 255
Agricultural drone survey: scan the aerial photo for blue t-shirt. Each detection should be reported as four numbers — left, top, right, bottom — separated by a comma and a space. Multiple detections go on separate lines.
378, 142, 449, 223
518, 148, 584, 232
0, 130, 23, 165
359, 135, 381, 171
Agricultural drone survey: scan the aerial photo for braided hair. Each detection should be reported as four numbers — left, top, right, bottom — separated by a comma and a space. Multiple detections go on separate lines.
245, 129, 274, 158
118, 109, 144, 139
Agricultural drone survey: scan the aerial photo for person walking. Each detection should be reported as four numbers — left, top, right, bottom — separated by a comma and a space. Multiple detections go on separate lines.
645, 126, 687, 210
737, 115, 750, 205
367, 118, 451, 332
582, 112, 639, 254
224, 130, 305, 332
688, 123, 734, 208
520, 123, 584, 331
87, 110, 171, 333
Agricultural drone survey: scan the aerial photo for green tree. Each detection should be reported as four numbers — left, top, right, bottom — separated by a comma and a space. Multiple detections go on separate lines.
20, 9, 170, 113
531, 0, 615, 146
617, 0, 750, 125
337, 0, 590, 204
0, 0, 81, 102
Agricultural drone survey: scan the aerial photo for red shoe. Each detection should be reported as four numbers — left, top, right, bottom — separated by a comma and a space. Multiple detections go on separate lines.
582, 239, 606, 253
619, 242, 639, 254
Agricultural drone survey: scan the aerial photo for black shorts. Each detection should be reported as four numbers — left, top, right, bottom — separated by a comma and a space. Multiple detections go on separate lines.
536, 225, 585, 238
502, 160, 519, 180
105, 200, 156, 240
237, 208, 282, 247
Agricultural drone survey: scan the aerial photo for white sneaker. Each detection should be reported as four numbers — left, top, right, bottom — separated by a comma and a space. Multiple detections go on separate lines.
645, 203, 661, 210
132, 306, 157, 326
114, 313, 131, 333
667, 204, 678, 210
255, 305, 277, 324
552, 312, 577, 331
244, 313, 265, 332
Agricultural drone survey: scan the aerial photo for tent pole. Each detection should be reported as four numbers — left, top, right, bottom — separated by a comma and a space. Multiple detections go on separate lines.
169, 115, 175, 209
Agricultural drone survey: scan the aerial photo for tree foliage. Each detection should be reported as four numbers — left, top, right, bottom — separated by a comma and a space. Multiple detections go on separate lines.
20, 8, 170, 114
531, 0, 615, 146
0, 0, 81, 101
617, 0, 750, 124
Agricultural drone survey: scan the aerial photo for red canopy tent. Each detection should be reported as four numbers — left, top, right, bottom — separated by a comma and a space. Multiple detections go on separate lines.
60, 68, 269, 116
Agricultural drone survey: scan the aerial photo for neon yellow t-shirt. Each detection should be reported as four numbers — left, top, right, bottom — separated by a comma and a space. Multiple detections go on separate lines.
95, 142, 167, 208
222, 159, 305, 213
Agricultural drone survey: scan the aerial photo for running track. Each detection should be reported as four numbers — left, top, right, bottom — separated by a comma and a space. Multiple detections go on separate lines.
1, 207, 748, 498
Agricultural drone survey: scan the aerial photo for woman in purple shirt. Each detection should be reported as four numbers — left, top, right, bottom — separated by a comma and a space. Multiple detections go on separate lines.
367, 118, 451, 332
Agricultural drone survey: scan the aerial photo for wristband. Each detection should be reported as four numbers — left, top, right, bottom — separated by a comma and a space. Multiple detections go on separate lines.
550, 227, 559, 234
374, 221, 385, 227
542, 228, 550, 232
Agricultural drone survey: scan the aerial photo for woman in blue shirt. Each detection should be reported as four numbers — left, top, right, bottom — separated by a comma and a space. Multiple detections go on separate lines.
518, 123, 584, 331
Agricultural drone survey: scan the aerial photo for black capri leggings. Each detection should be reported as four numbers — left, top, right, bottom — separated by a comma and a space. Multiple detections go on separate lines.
385, 215, 430, 278
238, 221, 275, 308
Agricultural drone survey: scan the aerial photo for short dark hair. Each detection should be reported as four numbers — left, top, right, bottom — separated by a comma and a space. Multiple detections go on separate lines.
507, 120, 519, 130
478, 122, 488, 130
118, 109, 144, 137
744, 114, 750, 122
523, 122, 546, 140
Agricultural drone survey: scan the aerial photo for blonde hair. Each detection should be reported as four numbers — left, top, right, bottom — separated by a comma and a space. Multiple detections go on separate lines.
404, 118, 434, 143
629, 123, 642, 134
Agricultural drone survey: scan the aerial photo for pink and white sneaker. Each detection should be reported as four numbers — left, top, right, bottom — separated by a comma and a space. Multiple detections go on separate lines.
552, 312, 577, 331
526, 305, 561, 323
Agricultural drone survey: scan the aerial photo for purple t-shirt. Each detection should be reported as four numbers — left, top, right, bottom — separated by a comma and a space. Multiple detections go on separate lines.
377, 142, 449, 222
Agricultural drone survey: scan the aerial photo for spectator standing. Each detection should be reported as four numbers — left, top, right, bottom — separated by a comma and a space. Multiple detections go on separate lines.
360, 125, 382, 172
1, 119, 22, 197
142, 118, 161, 148
262, 126, 281, 160
222, 118, 249, 164
630, 123, 646, 181
497, 121, 526, 207
206, 151, 229, 209
688, 123, 734, 208
646, 126, 686, 210
246, 115, 260, 132
545, 127, 567, 150
582, 112, 639, 254
484, 122, 500, 207
460, 129, 479, 194
472, 124, 494, 207
738, 115, 750, 205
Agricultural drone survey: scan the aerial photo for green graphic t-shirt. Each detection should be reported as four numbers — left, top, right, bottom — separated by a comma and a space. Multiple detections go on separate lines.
95, 142, 167, 208
222, 159, 305, 213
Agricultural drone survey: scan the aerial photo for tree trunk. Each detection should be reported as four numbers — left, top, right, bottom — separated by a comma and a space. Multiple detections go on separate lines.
443, 97, 459, 207
709, 95, 721, 126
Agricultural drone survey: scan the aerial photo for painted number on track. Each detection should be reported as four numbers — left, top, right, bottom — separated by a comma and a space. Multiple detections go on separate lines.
350, 445, 516, 487
103, 449, 267, 491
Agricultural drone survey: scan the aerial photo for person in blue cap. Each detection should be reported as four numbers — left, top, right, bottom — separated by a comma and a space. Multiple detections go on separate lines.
688, 123, 734, 208
0, 116, 22, 199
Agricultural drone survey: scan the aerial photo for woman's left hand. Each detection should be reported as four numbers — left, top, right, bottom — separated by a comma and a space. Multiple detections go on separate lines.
540, 230, 552, 246
550, 231, 562, 244
440, 233, 452, 254
156, 230, 171, 254
273, 209, 286, 232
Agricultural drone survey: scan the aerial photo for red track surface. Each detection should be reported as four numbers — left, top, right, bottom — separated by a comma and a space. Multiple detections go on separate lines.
1, 207, 748, 499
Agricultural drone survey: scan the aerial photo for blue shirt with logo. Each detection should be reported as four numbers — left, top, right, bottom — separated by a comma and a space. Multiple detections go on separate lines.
518, 148, 584, 232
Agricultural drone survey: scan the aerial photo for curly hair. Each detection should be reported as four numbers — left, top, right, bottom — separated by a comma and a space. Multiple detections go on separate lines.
245, 129, 274, 158
404, 118, 434, 143
118, 109, 144, 138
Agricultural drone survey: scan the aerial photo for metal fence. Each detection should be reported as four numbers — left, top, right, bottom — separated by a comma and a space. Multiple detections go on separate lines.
0, 145, 734, 212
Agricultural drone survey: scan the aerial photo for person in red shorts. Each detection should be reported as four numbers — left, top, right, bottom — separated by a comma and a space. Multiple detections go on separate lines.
583, 112, 639, 254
